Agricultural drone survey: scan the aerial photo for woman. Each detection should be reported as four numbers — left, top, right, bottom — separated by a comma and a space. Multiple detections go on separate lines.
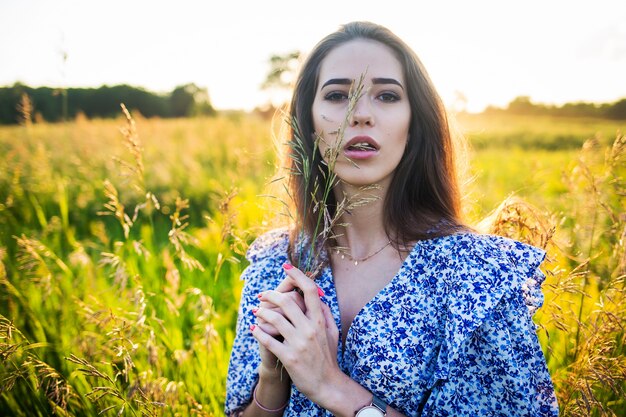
225, 21, 559, 417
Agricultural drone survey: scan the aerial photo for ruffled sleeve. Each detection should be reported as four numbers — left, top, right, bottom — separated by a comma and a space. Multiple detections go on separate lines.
423, 234, 559, 417
224, 229, 289, 416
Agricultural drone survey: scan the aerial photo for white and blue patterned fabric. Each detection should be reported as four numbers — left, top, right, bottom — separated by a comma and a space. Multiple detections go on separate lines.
225, 229, 559, 416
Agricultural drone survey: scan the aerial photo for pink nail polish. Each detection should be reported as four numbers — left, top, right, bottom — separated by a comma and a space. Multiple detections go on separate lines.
317, 286, 325, 297
283, 263, 294, 270
250, 324, 256, 332
252, 308, 259, 315
257, 292, 263, 299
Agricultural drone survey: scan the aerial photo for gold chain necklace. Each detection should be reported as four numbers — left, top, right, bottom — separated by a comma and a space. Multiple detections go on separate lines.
334, 240, 392, 266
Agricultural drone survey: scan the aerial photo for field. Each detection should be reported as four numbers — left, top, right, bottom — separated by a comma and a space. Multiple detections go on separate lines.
1, 110, 625, 416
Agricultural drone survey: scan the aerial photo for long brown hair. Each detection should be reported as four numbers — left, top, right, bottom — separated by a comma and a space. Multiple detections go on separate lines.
287, 21, 465, 252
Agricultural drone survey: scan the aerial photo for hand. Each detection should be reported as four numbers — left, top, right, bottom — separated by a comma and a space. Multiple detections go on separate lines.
250, 263, 341, 406
253, 273, 306, 377
255, 288, 306, 338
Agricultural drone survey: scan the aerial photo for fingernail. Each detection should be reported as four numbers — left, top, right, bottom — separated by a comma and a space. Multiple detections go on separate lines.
249, 324, 256, 332
251, 308, 258, 315
317, 286, 325, 297
283, 263, 294, 270
257, 292, 263, 299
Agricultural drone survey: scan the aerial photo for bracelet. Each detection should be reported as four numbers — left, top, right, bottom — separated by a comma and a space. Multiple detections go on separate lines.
253, 384, 289, 413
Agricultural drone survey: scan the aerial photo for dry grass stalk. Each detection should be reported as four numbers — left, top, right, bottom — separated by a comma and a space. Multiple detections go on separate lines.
0, 315, 20, 364
118, 103, 145, 194
65, 354, 132, 414
100, 105, 160, 241
67, 289, 169, 415
284, 73, 380, 278
99, 247, 131, 290
28, 357, 74, 412
99, 106, 204, 277
218, 187, 239, 244
98, 180, 133, 239
476, 194, 556, 250
14, 234, 72, 297
17, 92, 33, 127
556, 134, 626, 416
1, 314, 74, 413
169, 196, 205, 271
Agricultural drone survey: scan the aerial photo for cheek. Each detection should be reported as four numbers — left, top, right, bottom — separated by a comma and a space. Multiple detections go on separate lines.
387, 118, 411, 157
387, 114, 410, 140
393, 111, 411, 144
311, 98, 326, 133
313, 116, 341, 150
312, 99, 345, 134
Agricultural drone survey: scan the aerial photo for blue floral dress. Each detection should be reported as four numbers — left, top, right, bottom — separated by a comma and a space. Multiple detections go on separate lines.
225, 229, 559, 416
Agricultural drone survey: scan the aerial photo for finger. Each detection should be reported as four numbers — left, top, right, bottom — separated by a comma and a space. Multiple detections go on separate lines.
275, 267, 325, 301
249, 304, 279, 336
281, 263, 325, 322
255, 307, 296, 339
256, 295, 303, 336
250, 324, 287, 359
254, 316, 279, 337
257, 294, 306, 338
260, 291, 306, 313
320, 302, 339, 344
320, 302, 336, 329
258, 290, 309, 329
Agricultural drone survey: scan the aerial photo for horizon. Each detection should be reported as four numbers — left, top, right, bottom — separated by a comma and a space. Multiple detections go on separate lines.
1, 0, 625, 113
3, 81, 625, 115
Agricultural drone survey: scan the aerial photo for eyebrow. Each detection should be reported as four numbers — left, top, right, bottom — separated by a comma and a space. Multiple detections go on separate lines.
320, 77, 404, 90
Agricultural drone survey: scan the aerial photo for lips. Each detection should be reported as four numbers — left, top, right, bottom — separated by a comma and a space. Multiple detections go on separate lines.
345, 136, 379, 151
343, 135, 380, 160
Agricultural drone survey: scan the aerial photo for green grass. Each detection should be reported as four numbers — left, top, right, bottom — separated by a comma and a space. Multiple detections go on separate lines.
455, 112, 624, 150
1, 112, 624, 416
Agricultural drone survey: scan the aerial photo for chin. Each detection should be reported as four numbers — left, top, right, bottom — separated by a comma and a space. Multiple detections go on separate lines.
338, 175, 390, 190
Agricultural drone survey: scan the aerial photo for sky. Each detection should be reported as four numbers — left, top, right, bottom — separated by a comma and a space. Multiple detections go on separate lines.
1, 0, 625, 112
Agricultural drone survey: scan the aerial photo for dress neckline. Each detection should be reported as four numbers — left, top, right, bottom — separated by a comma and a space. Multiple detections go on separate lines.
321, 236, 426, 355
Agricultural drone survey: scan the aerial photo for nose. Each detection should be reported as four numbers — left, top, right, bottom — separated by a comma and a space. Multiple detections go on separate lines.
349, 96, 374, 127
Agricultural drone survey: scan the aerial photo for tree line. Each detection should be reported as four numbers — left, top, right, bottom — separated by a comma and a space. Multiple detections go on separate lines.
483, 95, 626, 120
1, 80, 625, 125
0, 83, 216, 125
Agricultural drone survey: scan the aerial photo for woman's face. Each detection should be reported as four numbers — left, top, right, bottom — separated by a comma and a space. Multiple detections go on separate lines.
312, 39, 411, 189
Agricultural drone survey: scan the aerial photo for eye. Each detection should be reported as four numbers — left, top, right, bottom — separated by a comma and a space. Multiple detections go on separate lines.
323, 91, 349, 102
377, 91, 401, 103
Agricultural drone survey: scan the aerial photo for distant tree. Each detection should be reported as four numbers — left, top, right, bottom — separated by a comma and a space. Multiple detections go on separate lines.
0, 84, 22, 123
188, 85, 216, 116
605, 98, 626, 120
507, 96, 537, 114
261, 50, 301, 91
170, 84, 195, 117
559, 101, 601, 118
450, 90, 468, 113
170, 83, 215, 117
260, 51, 300, 111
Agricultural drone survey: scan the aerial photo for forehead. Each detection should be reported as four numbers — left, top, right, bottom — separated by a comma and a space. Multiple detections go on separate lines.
318, 39, 404, 83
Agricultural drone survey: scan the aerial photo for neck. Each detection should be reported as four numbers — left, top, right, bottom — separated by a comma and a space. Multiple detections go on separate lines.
331, 181, 390, 259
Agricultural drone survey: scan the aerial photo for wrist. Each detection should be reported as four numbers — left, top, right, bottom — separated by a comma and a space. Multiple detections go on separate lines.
251, 371, 291, 415
314, 371, 372, 417
253, 383, 289, 414
259, 361, 290, 384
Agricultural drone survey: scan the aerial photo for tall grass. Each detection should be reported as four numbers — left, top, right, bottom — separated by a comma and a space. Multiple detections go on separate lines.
0, 110, 624, 415
0, 110, 274, 416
